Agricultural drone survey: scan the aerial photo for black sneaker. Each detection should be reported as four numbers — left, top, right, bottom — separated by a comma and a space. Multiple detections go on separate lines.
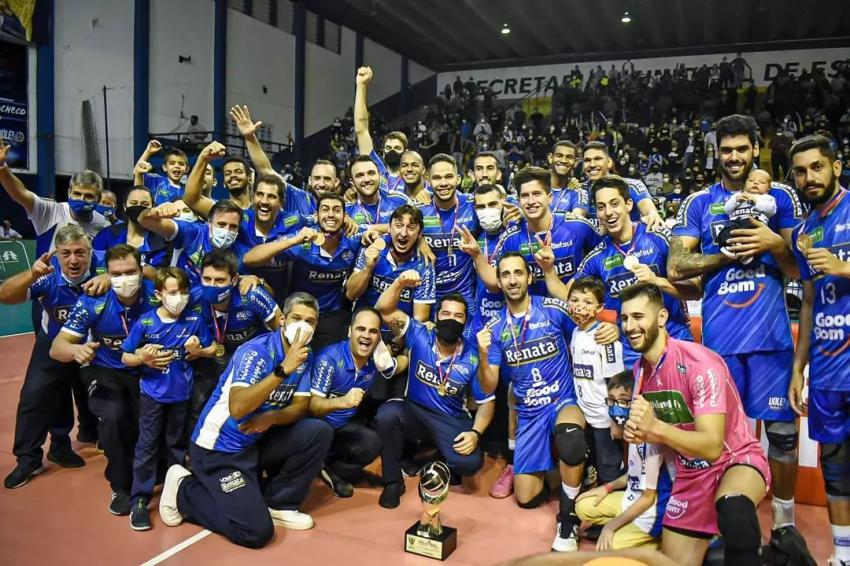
47, 444, 85, 468
3, 464, 45, 489
320, 467, 354, 498
109, 491, 132, 516
378, 481, 406, 509
130, 499, 152, 531
551, 514, 579, 552
401, 460, 423, 477
761, 526, 817, 566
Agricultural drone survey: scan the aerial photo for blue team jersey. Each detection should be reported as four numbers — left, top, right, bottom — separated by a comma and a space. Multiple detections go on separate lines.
144, 172, 184, 206
418, 193, 479, 304
91, 222, 170, 273
192, 330, 313, 453
311, 340, 394, 428
471, 229, 506, 335
673, 181, 802, 354
791, 188, 850, 391
345, 193, 410, 226
586, 177, 650, 227
370, 150, 404, 193
353, 243, 436, 317
282, 183, 320, 219
403, 318, 493, 417
576, 223, 692, 364
61, 281, 159, 369
495, 215, 601, 296
192, 286, 278, 356
237, 207, 302, 299
487, 296, 577, 418
29, 271, 91, 339
550, 187, 589, 215
169, 220, 248, 286
282, 229, 362, 312
122, 306, 214, 403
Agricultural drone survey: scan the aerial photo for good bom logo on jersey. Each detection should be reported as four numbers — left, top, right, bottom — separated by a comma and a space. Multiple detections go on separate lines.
718, 264, 767, 296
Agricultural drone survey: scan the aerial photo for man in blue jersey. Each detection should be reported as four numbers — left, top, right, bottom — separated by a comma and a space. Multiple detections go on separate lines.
133, 140, 188, 205
354, 66, 409, 194
418, 153, 480, 307
158, 293, 332, 548
582, 142, 662, 231
346, 155, 410, 231
122, 267, 217, 530
1, 226, 99, 488
490, 166, 601, 296
309, 307, 397, 498
787, 135, 850, 566
541, 176, 699, 367
346, 204, 436, 323
50, 244, 159, 516
374, 277, 495, 509
244, 194, 363, 349
190, 249, 281, 435
397, 150, 433, 204
139, 198, 248, 286
668, 113, 805, 542
548, 140, 588, 217
477, 253, 618, 552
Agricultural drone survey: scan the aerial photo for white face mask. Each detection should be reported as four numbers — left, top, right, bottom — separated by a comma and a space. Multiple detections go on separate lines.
476, 207, 502, 232
210, 225, 237, 248
111, 274, 141, 298
161, 293, 189, 316
284, 319, 314, 345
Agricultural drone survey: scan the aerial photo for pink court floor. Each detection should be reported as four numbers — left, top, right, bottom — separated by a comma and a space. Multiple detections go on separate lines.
0, 334, 834, 565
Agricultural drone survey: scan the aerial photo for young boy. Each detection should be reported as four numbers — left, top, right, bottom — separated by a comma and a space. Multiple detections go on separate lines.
134, 140, 188, 205
567, 277, 625, 489
121, 267, 217, 531
717, 168, 777, 264
576, 371, 673, 551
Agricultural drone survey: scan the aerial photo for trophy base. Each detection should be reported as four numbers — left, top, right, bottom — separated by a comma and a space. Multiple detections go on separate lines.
404, 522, 457, 560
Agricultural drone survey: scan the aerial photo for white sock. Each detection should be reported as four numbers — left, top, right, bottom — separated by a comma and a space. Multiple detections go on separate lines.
771, 496, 795, 529
834, 524, 850, 561
507, 438, 516, 451
561, 482, 580, 500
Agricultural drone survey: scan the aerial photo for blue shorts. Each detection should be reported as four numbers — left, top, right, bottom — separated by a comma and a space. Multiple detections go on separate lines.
808, 388, 850, 443
514, 396, 575, 475
723, 350, 794, 422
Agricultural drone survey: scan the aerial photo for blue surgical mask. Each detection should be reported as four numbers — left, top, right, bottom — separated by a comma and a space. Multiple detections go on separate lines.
95, 204, 115, 217
68, 198, 96, 216
210, 225, 237, 248
201, 284, 232, 304
608, 404, 630, 426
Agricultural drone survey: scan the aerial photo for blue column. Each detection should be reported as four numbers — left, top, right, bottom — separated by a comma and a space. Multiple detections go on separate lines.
133, 0, 150, 159
354, 32, 363, 71
400, 55, 409, 117
213, 0, 227, 143
293, 1, 305, 160
35, 0, 55, 197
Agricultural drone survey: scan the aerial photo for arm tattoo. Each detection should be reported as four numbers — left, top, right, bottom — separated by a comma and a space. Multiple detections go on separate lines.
667, 237, 727, 281
387, 313, 407, 336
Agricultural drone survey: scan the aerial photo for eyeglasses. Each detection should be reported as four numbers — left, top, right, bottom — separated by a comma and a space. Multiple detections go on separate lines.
605, 398, 631, 408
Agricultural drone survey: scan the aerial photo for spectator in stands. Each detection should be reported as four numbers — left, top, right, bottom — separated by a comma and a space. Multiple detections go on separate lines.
1, 219, 22, 240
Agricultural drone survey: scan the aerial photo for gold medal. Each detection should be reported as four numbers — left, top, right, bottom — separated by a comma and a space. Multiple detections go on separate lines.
215, 343, 225, 357
797, 233, 813, 253
437, 382, 447, 396
623, 255, 640, 271
371, 237, 386, 251
313, 232, 326, 246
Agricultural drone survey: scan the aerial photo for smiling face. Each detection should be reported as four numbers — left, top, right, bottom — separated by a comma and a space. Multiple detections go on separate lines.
223, 161, 249, 193
718, 134, 757, 184
163, 154, 188, 183
400, 152, 425, 187
317, 198, 344, 234
497, 255, 531, 303
473, 155, 502, 185
548, 144, 577, 177
583, 148, 612, 182
594, 186, 633, 240
351, 160, 380, 199
620, 294, 667, 353
517, 180, 550, 221
428, 161, 458, 205
349, 309, 382, 359
309, 163, 340, 198
253, 181, 282, 223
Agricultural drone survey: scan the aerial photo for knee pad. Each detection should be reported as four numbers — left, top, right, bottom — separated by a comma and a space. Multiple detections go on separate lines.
820, 441, 850, 497
554, 423, 586, 467
765, 420, 799, 463
517, 489, 547, 509
715, 494, 760, 552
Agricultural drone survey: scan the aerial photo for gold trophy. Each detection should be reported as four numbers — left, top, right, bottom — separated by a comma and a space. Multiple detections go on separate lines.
404, 461, 457, 560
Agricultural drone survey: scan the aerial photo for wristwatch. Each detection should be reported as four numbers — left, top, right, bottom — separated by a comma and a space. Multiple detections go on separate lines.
273, 365, 287, 378
470, 429, 482, 439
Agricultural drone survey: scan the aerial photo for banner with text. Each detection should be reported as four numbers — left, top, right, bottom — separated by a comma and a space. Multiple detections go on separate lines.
0, 39, 28, 169
437, 47, 850, 99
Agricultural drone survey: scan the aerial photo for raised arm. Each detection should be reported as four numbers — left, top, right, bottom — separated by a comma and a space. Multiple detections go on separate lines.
183, 141, 225, 219
375, 271, 421, 336
242, 227, 318, 266
138, 202, 182, 240
354, 67, 375, 156
0, 252, 53, 304
230, 105, 276, 176
0, 142, 36, 213
475, 322, 500, 395
345, 246, 380, 301
134, 140, 161, 185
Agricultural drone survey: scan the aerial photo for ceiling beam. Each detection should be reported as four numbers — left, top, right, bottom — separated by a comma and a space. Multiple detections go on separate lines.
370, 2, 464, 63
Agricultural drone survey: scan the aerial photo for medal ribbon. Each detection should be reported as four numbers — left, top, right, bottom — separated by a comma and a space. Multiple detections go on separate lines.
434, 343, 460, 393
506, 304, 532, 358
610, 224, 638, 259
210, 305, 229, 345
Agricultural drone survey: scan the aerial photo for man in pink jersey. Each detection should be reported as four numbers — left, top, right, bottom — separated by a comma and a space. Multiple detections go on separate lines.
619, 283, 770, 566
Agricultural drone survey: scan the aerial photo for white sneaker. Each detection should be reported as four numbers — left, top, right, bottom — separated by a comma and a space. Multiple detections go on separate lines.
551, 517, 579, 552
159, 464, 191, 527
269, 508, 314, 530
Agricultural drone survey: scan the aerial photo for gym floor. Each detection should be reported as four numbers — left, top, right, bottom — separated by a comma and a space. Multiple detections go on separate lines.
0, 334, 834, 565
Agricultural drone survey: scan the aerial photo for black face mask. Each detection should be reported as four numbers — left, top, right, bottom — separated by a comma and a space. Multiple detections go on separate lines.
384, 150, 402, 168
124, 205, 149, 225
435, 319, 464, 344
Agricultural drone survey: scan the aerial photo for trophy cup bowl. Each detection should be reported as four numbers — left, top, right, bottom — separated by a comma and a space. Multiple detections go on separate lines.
404, 461, 458, 560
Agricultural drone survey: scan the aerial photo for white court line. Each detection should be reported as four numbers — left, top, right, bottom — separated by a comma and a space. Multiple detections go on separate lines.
0, 331, 34, 339
140, 529, 213, 566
